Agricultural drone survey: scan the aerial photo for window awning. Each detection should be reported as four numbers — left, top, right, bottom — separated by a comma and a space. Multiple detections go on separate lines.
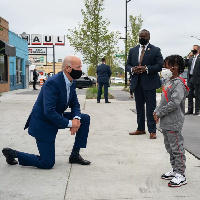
0, 39, 16, 56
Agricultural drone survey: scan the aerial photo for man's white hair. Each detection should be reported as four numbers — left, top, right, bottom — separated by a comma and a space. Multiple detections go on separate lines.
62, 55, 80, 70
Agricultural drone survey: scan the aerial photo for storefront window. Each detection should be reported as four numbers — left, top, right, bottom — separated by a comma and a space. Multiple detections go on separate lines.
16, 57, 22, 84
0, 55, 8, 82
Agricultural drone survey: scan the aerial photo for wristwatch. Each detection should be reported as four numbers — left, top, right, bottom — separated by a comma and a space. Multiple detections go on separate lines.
145, 65, 148, 72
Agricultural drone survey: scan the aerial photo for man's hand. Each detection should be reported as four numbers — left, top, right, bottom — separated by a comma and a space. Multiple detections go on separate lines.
188, 52, 194, 59
136, 66, 146, 74
70, 119, 81, 135
132, 66, 146, 74
153, 112, 159, 124
70, 127, 79, 135
132, 66, 138, 73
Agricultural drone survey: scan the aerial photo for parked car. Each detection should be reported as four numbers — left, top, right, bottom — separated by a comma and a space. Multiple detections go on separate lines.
111, 77, 125, 84
75, 76, 94, 89
88, 76, 97, 84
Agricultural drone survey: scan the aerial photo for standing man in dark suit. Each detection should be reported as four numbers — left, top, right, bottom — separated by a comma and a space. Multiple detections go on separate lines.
185, 45, 200, 115
127, 29, 163, 139
2, 55, 91, 169
96, 57, 112, 103
33, 68, 38, 90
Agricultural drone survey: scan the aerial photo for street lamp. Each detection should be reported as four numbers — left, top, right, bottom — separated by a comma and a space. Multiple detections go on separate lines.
191, 36, 200, 40
120, 0, 131, 87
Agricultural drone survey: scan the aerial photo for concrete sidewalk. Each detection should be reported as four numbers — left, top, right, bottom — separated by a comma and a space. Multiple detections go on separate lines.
0, 87, 200, 200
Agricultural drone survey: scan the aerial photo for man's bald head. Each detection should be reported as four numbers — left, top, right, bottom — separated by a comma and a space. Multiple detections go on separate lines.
62, 55, 82, 71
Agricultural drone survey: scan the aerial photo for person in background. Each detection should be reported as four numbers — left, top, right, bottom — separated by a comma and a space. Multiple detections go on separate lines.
46, 72, 51, 80
127, 29, 163, 139
33, 69, 38, 90
2, 55, 91, 169
185, 45, 200, 115
96, 57, 112, 103
154, 55, 189, 187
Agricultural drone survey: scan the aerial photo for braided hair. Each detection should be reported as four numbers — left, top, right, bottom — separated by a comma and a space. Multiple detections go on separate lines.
164, 55, 185, 74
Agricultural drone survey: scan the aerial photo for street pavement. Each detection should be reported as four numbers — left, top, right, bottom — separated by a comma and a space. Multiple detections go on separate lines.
108, 86, 200, 160
0, 86, 200, 200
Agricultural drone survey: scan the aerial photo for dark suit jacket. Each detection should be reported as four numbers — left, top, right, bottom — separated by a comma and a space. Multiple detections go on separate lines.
127, 43, 163, 91
186, 55, 200, 84
96, 63, 112, 83
24, 71, 81, 142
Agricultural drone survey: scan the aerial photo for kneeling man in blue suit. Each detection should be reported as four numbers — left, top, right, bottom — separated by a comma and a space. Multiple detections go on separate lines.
2, 55, 91, 169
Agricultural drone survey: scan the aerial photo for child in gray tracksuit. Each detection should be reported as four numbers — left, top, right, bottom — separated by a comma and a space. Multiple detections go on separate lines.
153, 55, 189, 187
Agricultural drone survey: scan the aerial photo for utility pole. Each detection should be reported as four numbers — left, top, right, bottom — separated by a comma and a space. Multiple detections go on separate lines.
120, 0, 131, 87
53, 45, 55, 75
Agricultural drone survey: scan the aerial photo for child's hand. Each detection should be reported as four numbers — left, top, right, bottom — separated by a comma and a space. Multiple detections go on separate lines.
153, 112, 160, 124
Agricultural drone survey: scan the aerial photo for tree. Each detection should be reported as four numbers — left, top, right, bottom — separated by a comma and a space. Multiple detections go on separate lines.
67, 0, 119, 74
127, 15, 143, 52
118, 15, 143, 62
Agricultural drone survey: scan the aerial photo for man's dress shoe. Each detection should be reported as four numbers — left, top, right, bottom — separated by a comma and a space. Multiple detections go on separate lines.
105, 101, 111, 103
129, 130, 146, 135
185, 111, 193, 115
97, 101, 100, 103
69, 155, 91, 165
150, 133, 157, 139
2, 148, 18, 165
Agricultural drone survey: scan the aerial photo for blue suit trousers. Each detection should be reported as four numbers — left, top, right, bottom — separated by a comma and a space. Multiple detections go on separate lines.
97, 82, 109, 102
134, 78, 156, 133
18, 113, 90, 169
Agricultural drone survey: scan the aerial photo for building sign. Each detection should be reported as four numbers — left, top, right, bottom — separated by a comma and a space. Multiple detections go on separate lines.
21, 34, 65, 46
28, 47, 47, 55
29, 55, 47, 66
54, 35, 65, 45
31, 34, 42, 45
43, 35, 53, 45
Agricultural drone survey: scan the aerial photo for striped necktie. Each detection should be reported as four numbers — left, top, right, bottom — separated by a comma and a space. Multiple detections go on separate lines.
139, 45, 145, 65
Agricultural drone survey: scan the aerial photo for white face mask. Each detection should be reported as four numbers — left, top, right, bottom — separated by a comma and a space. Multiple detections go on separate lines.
161, 68, 173, 86
161, 68, 173, 84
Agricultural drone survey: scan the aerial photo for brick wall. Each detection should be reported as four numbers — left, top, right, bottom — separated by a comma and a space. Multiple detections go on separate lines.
0, 16, 9, 92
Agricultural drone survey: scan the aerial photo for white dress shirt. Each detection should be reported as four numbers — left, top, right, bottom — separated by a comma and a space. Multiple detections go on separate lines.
190, 54, 199, 75
138, 43, 149, 63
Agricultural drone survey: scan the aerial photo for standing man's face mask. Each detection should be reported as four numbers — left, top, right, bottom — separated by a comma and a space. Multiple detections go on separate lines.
191, 49, 198, 55
139, 38, 148, 46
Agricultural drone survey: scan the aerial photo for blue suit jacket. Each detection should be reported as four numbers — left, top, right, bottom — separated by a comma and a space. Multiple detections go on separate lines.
24, 71, 81, 142
127, 43, 163, 90
96, 63, 112, 83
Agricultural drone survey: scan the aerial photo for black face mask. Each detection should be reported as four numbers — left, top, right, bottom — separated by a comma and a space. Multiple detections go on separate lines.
139, 38, 148, 45
69, 68, 82, 79
192, 50, 198, 55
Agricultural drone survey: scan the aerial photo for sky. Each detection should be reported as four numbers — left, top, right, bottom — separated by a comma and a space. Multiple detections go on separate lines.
1, 0, 200, 73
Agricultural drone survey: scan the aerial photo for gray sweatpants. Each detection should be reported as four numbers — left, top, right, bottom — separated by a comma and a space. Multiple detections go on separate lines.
162, 129, 186, 175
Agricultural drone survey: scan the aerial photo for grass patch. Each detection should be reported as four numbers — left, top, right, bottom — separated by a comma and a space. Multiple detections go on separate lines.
156, 87, 162, 93
110, 83, 125, 86
86, 87, 114, 99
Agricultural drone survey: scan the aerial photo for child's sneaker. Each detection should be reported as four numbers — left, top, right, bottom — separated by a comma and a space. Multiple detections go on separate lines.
161, 169, 176, 180
168, 173, 187, 187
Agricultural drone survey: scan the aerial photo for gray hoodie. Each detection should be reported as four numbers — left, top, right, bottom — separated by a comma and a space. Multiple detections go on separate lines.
155, 77, 189, 131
